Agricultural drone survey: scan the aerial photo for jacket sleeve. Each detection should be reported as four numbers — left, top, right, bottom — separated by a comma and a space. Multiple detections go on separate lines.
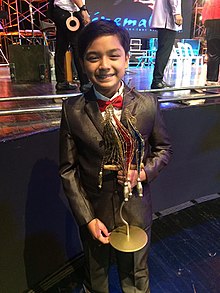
59, 102, 95, 226
169, 0, 182, 15
143, 98, 173, 183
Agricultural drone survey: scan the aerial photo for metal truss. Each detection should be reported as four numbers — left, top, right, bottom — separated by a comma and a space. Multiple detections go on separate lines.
192, 0, 206, 38
1, 0, 48, 41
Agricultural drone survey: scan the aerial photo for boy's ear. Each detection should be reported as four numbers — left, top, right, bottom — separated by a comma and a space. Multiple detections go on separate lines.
125, 54, 129, 69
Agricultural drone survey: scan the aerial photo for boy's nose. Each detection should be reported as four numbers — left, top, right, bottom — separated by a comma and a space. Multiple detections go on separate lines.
99, 57, 110, 69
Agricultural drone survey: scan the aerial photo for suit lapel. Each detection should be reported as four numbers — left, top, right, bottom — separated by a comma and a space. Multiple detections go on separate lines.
84, 88, 104, 136
121, 85, 138, 126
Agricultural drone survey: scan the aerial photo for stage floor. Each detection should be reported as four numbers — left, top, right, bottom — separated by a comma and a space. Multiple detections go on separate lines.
0, 62, 209, 97
0, 64, 220, 142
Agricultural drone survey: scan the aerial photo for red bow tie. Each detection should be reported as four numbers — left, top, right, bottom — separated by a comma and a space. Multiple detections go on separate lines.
97, 95, 123, 112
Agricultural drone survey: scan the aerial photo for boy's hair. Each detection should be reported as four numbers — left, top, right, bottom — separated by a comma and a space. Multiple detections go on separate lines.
78, 19, 130, 60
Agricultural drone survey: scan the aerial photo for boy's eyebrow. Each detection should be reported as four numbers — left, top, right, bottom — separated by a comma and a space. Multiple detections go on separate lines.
85, 48, 123, 56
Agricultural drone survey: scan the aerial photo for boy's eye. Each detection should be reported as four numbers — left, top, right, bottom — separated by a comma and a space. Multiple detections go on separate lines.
110, 54, 121, 59
86, 55, 99, 62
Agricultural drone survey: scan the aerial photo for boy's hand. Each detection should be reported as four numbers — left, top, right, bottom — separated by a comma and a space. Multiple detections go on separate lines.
87, 218, 110, 244
117, 169, 147, 188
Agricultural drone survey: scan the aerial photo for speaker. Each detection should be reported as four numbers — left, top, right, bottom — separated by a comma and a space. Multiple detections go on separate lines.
8, 45, 51, 82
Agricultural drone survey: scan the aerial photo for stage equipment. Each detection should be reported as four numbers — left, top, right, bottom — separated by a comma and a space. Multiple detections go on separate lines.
0, 10, 9, 65
65, 50, 73, 82
99, 105, 148, 252
2, 0, 48, 44
40, 19, 56, 48
8, 45, 50, 82
0, 47, 9, 66
0, 10, 8, 20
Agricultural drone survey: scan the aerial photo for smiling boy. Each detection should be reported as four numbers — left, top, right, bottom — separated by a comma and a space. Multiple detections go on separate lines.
59, 20, 172, 293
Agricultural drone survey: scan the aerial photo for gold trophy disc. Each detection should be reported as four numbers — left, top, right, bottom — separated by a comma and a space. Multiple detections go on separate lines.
110, 225, 148, 252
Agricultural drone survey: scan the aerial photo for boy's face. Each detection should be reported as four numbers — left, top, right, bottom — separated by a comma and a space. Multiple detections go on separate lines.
83, 35, 129, 98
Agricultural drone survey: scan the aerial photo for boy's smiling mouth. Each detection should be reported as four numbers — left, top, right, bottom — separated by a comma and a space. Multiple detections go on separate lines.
96, 73, 115, 80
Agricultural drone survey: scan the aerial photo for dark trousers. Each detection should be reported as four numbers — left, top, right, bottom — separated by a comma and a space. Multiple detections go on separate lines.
52, 6, 89, 85
207, 39, 220, 82
80, 226, 151, 293
152, 28, 176, 83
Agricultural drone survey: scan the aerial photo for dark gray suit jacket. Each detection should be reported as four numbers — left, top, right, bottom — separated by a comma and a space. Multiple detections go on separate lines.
59, 86, 172, 232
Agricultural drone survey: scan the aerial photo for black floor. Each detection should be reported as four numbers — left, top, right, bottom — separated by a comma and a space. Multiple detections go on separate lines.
109, 195, 220, 293
149, 195, 220, 293
51, 195, 220, 293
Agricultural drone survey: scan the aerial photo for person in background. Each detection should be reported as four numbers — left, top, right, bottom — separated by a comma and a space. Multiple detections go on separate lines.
59, 19, 172, 292
202, 0, 220, 85
48, 0, 91, 91
150, 0, 183, 89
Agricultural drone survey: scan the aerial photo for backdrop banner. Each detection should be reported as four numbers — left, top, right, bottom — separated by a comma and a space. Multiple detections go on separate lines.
87, 0, 193, 39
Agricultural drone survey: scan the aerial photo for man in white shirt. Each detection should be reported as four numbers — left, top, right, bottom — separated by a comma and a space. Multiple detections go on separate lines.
150, 0, 182, 89
49, 0, 90, 91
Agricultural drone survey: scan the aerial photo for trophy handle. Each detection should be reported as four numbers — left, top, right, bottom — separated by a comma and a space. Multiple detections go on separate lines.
120, 201, 130, 237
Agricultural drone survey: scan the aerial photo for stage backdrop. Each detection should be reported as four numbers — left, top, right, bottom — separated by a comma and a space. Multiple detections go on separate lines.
87, 0, 193, 39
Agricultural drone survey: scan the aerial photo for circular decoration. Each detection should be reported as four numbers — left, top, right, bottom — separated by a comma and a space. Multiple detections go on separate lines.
66, 15, 80, 32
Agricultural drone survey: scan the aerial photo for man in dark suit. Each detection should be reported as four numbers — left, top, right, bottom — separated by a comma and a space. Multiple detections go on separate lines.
59, 20, 172, 292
